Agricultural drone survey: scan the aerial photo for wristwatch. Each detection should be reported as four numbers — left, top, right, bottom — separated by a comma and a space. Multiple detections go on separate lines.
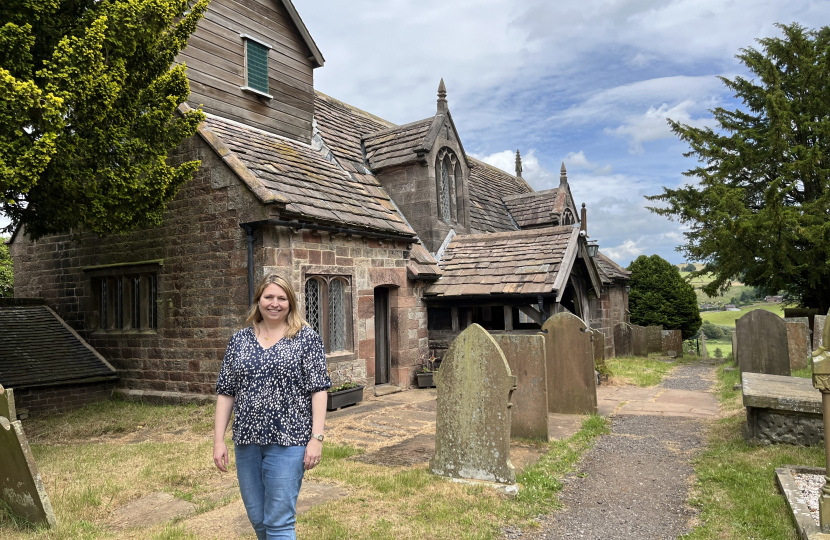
311, 433, 325, 442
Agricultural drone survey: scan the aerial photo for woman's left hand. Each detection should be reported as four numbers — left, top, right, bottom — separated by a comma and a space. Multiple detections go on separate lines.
304, 438, 323, 470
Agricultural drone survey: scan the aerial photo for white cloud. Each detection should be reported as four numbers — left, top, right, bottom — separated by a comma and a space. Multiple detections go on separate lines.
606, 100, 716, 154
563, 151, 612, 175
604, 239, 643, 262
471, 148, 555, 189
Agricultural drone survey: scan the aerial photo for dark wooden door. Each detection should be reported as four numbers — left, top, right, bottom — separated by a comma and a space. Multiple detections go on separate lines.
374, 288, 391, 385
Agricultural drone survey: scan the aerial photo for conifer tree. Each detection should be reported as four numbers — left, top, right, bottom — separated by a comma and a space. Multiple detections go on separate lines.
627, 254, 702, 339
647, 23, 830, 312
0, 0, 208, 239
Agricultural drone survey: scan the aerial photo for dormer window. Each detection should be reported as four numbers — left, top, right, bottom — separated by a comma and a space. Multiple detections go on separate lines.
240, 34, 272, 98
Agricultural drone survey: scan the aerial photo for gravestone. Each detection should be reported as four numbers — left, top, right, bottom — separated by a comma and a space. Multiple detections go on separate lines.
542, 312, 598, 415
785, 319, 811, 370
614, 322, 632, 357
0, 415, 56, 527
0, 384, 15, 421
815, 315, 827, 351
661, 330, 683, 358
735, 309, 790, 376
631, 325, 648, 357
431, 324, 517, 484
732, 331, 738, 362
591, 329, 608, 374
646, 325, 664, 354
700, 334, 709, 358
492, 334, 548, 441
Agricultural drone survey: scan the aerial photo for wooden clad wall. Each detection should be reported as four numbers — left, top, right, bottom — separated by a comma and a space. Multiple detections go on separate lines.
179, 0, 315, 143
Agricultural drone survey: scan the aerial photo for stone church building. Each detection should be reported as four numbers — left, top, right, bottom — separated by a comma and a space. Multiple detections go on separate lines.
9, 0, 629, 401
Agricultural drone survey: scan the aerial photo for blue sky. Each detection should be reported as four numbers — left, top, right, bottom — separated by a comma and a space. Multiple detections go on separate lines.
4, 1, 827, 267
295, 0, 829, 266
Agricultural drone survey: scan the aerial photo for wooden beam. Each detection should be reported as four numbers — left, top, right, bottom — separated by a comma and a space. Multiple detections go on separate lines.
451, 307, 459, 332
503, 306, 513, 331
517, 305, 543, 326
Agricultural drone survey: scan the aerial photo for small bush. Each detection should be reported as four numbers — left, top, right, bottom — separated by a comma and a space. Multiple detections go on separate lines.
713, 348, 723, 358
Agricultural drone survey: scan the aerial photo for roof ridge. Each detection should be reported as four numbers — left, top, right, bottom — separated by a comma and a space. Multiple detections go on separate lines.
452, 224, 576, 243
314, 90, 397, 128
362, 116, 436, 140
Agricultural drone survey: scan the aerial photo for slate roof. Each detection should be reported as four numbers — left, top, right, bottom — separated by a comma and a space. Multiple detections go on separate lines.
467, 158, 533, 233
362, 117, 437, 170
313, 91, 393, 164
595, 251, 631, 284
425, 225, 580, 297
0, 300, 117, 388
407, 243, 441, 280
502, 188, 566, 229
201, 114, 416, 237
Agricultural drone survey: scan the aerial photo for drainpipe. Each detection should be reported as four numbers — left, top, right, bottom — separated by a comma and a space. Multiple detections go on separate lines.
243, 224, 255, 306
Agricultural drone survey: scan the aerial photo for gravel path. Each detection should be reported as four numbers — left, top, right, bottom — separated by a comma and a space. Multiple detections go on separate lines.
509, 362, 717, 540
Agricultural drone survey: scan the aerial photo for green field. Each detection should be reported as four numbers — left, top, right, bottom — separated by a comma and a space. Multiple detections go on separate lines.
677, 266, 755, 305
700, 303, 785, 327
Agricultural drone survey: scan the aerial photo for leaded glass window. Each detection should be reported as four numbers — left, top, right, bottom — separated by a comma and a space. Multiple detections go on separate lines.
328, 279, 346, 352
245, 39, 270, 94
91, 269, 159, 331
441, 160, 451, 223
305, 279, 322, 336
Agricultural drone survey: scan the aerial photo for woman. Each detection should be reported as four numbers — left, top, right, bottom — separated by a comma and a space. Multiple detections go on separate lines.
213, 273, 331, 540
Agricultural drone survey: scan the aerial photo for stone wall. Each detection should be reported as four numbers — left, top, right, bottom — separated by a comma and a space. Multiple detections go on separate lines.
745, 407, 823, 446
11, 135, 428, 396
591, 284, 628, 359
14, 382, 116, 417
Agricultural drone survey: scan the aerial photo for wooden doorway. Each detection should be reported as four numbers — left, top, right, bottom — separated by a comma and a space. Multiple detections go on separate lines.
374, 287, 391, 385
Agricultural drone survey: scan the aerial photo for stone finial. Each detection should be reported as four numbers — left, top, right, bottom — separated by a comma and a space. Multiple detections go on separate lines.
515, 150, 522, 178
559, 162, 568, 186
580, 202, 587, 233
437, 78, 448, 113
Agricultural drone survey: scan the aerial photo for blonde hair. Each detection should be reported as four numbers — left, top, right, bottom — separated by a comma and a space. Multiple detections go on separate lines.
245, 273, 308, 339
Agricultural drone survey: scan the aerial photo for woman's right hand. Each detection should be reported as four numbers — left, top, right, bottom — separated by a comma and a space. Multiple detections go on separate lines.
214, 441, 229, 472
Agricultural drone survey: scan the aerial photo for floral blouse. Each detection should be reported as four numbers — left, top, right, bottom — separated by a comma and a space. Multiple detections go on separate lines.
216, 325, 331, 446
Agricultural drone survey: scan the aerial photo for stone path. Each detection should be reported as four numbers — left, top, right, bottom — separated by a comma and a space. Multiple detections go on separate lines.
513, 361, 720, 540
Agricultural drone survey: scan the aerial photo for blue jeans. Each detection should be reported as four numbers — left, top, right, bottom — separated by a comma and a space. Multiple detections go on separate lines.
235, 443, 306, 540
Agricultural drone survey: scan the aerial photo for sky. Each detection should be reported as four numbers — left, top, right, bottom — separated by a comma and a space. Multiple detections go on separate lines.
293, 0, 828, 266
3, 1, 826, 266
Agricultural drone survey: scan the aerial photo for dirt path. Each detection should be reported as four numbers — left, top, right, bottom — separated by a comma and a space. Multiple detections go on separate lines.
514, 361, 720, 540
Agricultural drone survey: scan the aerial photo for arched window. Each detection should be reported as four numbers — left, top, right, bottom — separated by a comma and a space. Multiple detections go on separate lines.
562, 209, 575, 225
440, 159, 452, 223
305, 275, 352, 353
436, 148, 460, 224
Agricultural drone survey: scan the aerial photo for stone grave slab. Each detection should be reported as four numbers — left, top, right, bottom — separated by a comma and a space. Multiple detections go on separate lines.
353, 433, 436, 467
661, 329, 683, 358
591, 329, 608, 374
785, 320, 811, 370
814, 315, 827, 351
430, 324, 517, 484
0, 415, 56, 527
631, 325, 648, 357
732, 330, 738, 361
0, 384, 16, 421
742, 372, 822, 445
736, 309, 790, 376
542, 312, 598, 415
614, 322, 632, 357
110, 492, 196, 530
492, 334, 549, 441
700, 333, 709, 358
646, 325, 664, 354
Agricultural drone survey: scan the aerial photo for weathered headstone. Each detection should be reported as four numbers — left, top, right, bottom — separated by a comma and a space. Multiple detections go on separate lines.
542, 312, 598, 415
700, 333, 709, 358
631, 325, 648, 357
732, 331, 738, 362
0, 384, 15, 421
614, 322, 632, 357
646, 325, 664, 354
815, 315, 827, 351
661, 330, 683, 358
492, 334, 548, 441
431, 324, 517, 484
785, 319, 811, 370
0, 416, 57, 527
735, 309, 790, 376
591, 329, 607, 373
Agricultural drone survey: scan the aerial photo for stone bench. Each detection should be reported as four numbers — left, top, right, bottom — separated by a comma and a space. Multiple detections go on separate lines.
742, 372, 823, 446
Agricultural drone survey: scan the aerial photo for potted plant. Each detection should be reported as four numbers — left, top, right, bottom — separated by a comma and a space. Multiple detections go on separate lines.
416, 354, 439, 388
326, 378, 364, 411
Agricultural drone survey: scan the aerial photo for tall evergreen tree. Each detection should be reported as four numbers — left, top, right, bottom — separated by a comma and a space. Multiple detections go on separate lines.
628, 254, 702, 339
0, 237, 12, 297
0, 0, 208, 240
647, 23, 830, 312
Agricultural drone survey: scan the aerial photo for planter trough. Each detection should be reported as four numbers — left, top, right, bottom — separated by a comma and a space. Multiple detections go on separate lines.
327, 386, 364, 411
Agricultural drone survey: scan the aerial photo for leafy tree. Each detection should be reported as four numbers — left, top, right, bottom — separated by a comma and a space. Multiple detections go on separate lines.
647, 23, 830, 313
714, 347, 723, 358
627, 254, 702, 339
700, 320, 725, 340
0, 237, 12, 297
1, 0, 207, 240
683, 263, 696, 272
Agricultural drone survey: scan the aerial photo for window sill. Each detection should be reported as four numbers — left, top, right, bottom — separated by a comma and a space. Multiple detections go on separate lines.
326, 351, 356, 363
240, 86, 273, 99
90, 329, 158, 336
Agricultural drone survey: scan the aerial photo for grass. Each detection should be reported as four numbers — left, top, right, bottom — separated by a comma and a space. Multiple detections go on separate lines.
680, 359, 824, 539
606, 355, 684, 387
700, 302, 786, 327
2, 399, 611, 540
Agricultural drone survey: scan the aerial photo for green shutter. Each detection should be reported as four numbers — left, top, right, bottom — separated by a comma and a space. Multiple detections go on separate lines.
246, 40, 269, 94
